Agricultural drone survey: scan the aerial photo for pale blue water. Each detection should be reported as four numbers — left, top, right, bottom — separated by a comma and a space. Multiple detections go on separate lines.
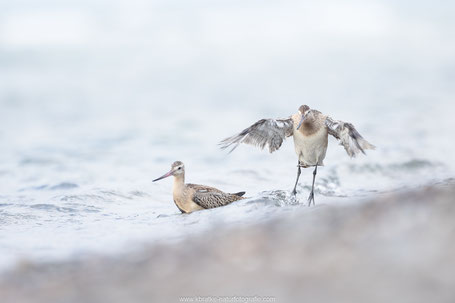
0, 0, 454, 271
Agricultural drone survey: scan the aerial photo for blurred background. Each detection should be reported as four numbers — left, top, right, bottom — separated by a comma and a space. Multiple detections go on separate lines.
0, 0, 454, 274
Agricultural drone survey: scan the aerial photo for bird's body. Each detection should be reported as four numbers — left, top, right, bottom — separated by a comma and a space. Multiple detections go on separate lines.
291, 110, 328, 167
220, 105, 375, 205
153, 161, 245, 213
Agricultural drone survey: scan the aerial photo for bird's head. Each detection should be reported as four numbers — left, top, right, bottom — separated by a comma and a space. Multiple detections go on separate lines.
153, 161, 185, 182
297, 105, 311, 130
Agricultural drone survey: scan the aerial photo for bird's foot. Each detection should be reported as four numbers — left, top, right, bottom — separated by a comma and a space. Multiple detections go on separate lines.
291, 189, 297, 196
307, 191, 315, 207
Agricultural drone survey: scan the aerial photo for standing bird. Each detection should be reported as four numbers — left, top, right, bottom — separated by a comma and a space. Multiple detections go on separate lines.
220, 105, 375, 206
153, 161, 246, 213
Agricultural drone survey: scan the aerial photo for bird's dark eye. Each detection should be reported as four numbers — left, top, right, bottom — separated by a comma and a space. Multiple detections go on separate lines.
178, 167, 181, 170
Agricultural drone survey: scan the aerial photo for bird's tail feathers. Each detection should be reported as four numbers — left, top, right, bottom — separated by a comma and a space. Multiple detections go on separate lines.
231, 191, 246, 197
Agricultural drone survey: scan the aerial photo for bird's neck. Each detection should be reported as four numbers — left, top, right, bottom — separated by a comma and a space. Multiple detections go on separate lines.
293, 114, 321, 136
172, 174, 186, 206
173, 174, 185, 191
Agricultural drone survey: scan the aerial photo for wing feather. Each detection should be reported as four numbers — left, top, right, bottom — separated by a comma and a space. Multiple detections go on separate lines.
325, 116, 375, 157
192, 191, 243, 209
219, 118, 294, 153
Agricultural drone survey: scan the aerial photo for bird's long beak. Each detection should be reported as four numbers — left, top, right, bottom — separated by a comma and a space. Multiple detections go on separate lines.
296, 114, 305, 130
153, 169, 174, 182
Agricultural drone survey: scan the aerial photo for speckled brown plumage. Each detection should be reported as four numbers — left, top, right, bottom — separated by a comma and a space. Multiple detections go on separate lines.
190, 185, 245, 209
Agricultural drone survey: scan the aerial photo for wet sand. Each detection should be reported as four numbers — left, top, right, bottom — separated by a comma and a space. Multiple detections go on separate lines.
1, 179, 455, 303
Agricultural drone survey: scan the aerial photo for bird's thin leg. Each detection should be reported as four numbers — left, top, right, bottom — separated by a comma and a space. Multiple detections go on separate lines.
308, 165, 318, 206
292, 161, 302, 195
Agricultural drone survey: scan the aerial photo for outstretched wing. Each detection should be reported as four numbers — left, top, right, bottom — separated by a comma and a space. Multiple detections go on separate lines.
325, 116, 375, 157
192, 190, 243, 209
219, 118, 294, 153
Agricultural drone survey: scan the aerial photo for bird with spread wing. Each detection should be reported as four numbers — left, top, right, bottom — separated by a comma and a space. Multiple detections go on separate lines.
220, 105, 375, 205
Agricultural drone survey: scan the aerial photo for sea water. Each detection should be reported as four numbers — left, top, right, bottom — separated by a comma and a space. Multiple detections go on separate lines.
0, 0, 454, 271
